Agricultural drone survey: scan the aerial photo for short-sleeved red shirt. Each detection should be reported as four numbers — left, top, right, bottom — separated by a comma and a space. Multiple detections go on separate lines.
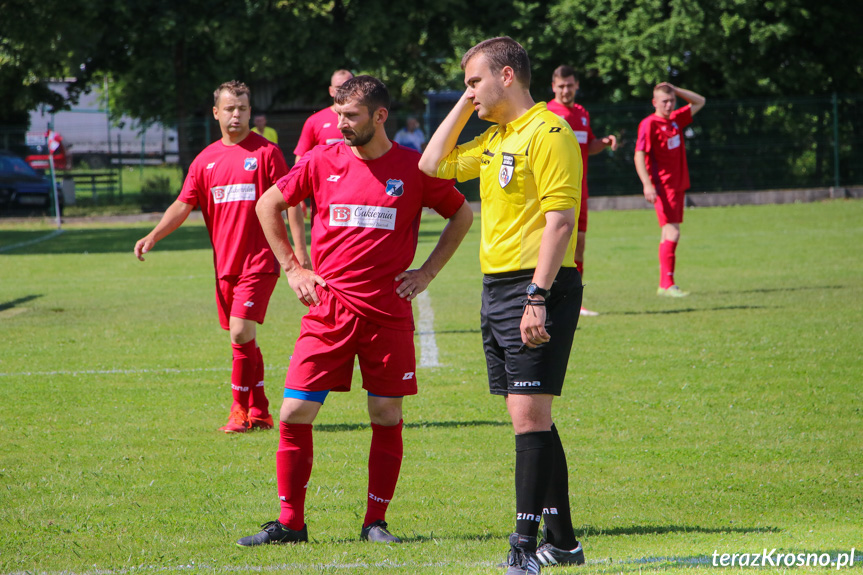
636, 105, 693, 193
178, 132, 288, 278
546, 99, 595, 198
293, 107, 344, 157
277, 141, 465, 330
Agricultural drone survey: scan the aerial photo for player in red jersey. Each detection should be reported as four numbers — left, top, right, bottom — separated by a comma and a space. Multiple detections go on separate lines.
635, 82, 706, 297
289, 69, 355, 269
134, 80, 294, 433
237, 75, 473, 547
546, 65, 617, 316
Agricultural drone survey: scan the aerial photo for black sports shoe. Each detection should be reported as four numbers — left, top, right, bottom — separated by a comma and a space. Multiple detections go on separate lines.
360, 520, 402, 543
536, 541, 585, 566
506, 533, 541, 575
236, 520, 308, 547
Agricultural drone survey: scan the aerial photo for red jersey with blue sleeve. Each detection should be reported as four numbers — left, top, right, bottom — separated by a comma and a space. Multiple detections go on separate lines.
636, 105, 693, 193
277, 141, 465, 330
293, 108, 345, 157
546, 100, 595, 197
178, 132, 288, 278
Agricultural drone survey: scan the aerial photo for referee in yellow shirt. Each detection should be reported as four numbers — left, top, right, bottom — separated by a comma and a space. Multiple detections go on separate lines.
420, 37, 585, 575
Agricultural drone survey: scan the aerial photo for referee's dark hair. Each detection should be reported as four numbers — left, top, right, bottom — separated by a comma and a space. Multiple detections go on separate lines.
552, 65, 579, 82
461, 36, 531, 88
334, 75, 391, 113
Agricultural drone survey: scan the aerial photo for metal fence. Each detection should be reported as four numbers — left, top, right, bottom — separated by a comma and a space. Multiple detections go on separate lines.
3, 94, 861, 205
425, 93, 863, 199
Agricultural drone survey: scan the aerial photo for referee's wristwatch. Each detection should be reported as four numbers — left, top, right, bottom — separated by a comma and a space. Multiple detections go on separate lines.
526, 283, 550, 299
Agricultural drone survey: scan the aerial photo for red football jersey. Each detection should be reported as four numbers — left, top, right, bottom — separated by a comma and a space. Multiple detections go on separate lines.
178, 132, 288, 278
277, 142, 465, 330
546, 99, 595, 197
636, 105, 693, 193
293, 108, 345, 157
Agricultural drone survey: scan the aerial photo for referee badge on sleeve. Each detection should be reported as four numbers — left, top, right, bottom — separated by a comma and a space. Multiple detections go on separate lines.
499, 153, 515, 188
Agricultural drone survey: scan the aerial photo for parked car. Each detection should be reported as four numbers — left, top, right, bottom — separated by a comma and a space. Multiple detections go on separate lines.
25, 132, 70, 171
0, 150, 63, 213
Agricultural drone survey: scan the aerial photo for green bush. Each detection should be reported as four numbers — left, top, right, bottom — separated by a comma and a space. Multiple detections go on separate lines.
140, 175, 174, 211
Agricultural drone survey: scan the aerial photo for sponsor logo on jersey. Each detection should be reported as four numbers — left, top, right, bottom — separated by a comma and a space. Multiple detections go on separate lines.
667, 134, 681, 150
329, 204, 396, 230
243, 157, 258, 171
327, 175, 341, 182
513, 380, 541, 387
325, 137, 344, 144
211, 183, 256, 204
499, 153, 515, 188
402, 372, 414, 380
206, 162, 216, 170
574, 130, 589, 144
385, 179, 404, 197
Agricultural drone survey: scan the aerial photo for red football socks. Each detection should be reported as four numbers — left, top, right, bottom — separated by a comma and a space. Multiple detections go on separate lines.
659, 240, 678, 289
364, 420, 404, 527
248, 343, 269, 419
230, 340, 258, 412
277, 422, 313, 530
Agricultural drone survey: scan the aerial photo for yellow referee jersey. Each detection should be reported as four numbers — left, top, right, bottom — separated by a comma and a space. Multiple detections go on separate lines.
435, 102, 582, 274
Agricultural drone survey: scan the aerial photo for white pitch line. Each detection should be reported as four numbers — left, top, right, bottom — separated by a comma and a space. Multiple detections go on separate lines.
0, 228, 64, 253
415, 290, 440, 368
0, 366, 232, 378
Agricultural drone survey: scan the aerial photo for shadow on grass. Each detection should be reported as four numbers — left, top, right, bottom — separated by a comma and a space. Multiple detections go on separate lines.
0, 294, 42, 312
577, 524, 780, 537
0, 226, 210, 255
610, 305, 770, 316
316, 420, 508, 433
710, 284, 847, 295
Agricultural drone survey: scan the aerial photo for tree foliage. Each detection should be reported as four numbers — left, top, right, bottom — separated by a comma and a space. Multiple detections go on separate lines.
2, 0, 860, 161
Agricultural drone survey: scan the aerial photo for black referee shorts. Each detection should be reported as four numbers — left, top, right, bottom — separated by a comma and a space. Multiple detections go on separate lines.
481, 267, 583, 396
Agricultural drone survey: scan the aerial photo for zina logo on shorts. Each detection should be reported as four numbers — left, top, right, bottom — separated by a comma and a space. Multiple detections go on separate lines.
513, 380, 541, 387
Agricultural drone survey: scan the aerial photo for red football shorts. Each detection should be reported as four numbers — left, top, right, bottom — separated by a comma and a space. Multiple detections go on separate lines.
577, 192, 589, 233
286, 288, 417, 397
653, 186, 686, 226
215, 272, 279, 330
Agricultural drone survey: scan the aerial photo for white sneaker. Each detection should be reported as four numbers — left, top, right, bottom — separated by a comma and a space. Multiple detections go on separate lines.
579, 307, 599, 317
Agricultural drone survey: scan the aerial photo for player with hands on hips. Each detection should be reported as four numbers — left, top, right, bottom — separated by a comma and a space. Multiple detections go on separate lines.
237, 75, 472, 548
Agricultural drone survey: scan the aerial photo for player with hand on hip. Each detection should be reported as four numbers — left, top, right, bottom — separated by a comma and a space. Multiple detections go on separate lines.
237, 75, 473, 548
546, 65, 617, 316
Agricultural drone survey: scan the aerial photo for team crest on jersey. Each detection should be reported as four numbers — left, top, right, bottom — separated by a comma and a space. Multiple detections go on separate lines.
499, 153, 515, 188
581, 117, 588, 126
244, 157, 258, 171
672, 122, 679, 130
385, 179, 404, 197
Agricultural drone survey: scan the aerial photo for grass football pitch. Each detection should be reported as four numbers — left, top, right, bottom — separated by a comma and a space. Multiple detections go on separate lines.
0, 200, 861, 574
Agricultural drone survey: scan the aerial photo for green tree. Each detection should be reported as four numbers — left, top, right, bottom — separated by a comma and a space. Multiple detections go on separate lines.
0, 0, 99, 124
